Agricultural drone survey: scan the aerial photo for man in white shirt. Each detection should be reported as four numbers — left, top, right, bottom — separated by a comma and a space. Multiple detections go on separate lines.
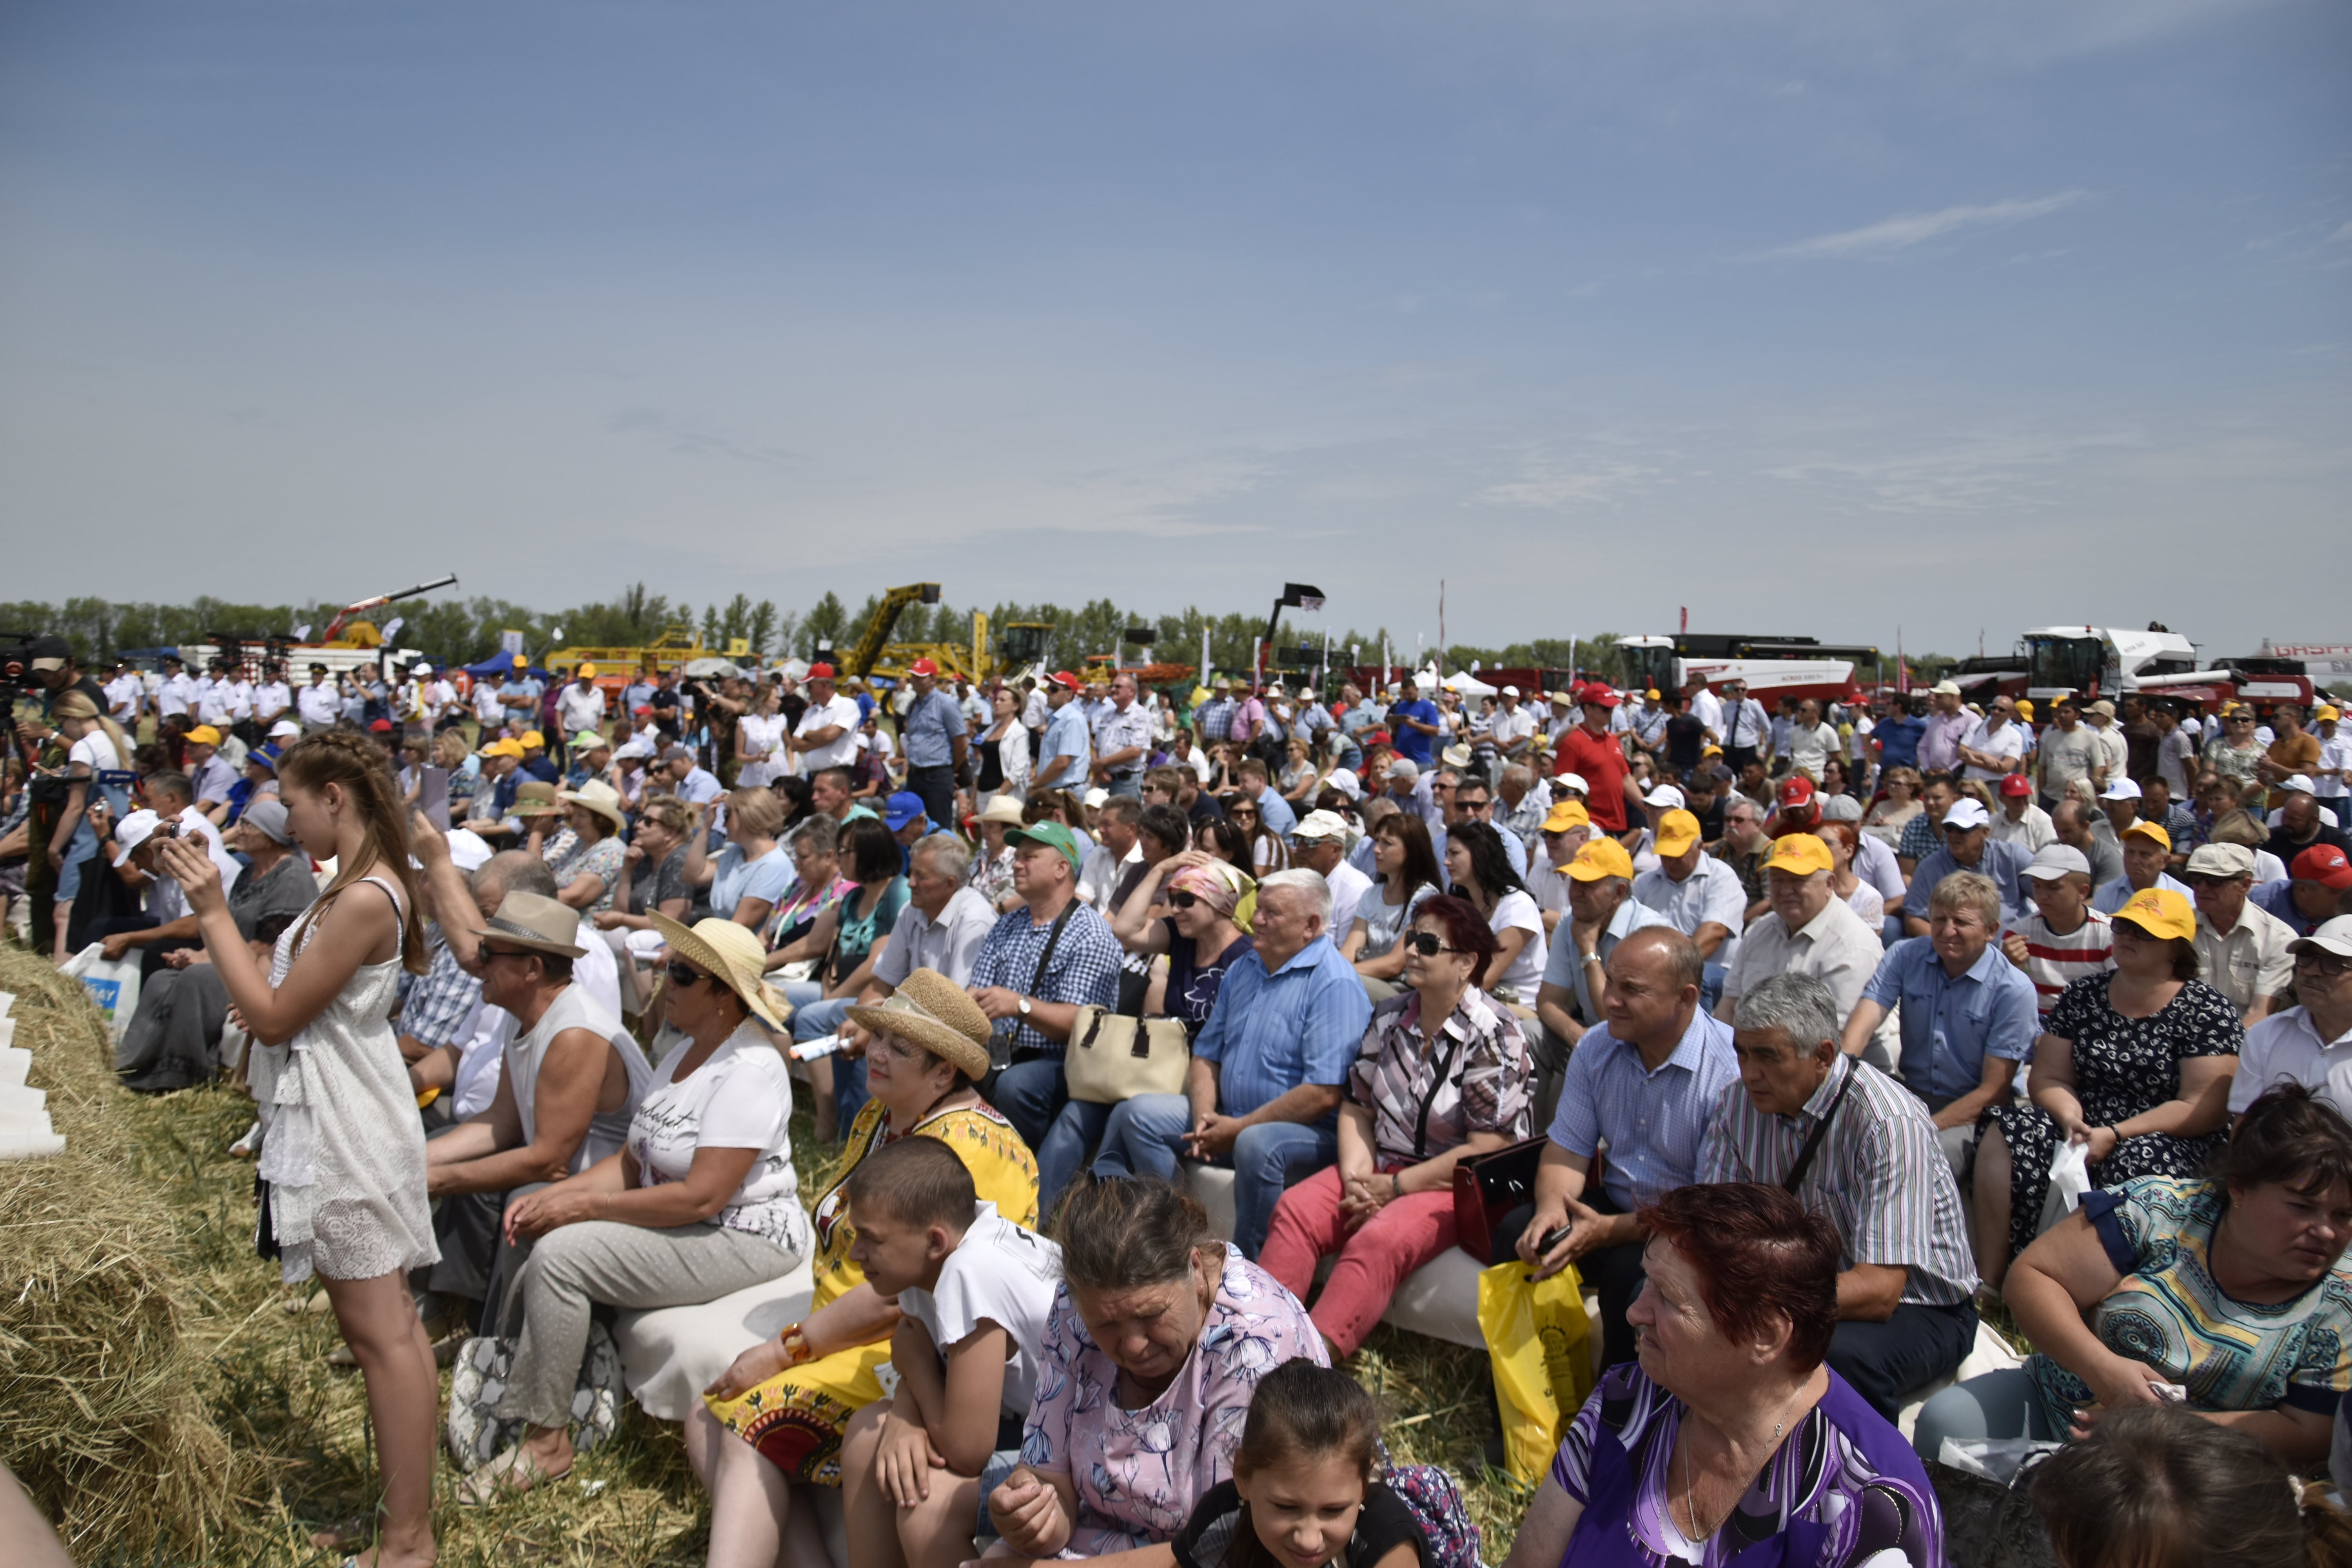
1076, 797, 1146, 912
1714, 832, 1883, 1032
2314, 705, 2352, 811
1783, 699, 1842, 781
2231, 915, 2352, 1120
194, 661, 238, 728
1632, 808, 1748, 1012
250, 663, 292, 731
554, 665, 608, 738
154, 656, 196, 720
1685, 677, 1725, 746
788, 662, 863, 774
2034, 695, 2106, 805
103, 661, 145, 725
1289, 811, 1372, 938
296, 662, 342, 731
814, 833, 1001, 1065
1956, 696, 2028, 783
2083, 699, 2130, 785
1490, 685, 1539, 775
1989, 774, 2056, 853
2187, 842, 2297, 1024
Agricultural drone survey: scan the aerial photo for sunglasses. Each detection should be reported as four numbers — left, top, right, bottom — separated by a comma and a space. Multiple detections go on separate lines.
1402, 932, 1459, 957
2181, 873, 2241, 890
2297, 951, 2351, 978
1168, 890, 1201, 909
1230, 808, 1258, 819
479, 944, 535, 964
666, 961, 711, 988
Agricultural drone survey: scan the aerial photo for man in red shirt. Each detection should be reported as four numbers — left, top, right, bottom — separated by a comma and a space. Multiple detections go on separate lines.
1556, 684, 1641, 834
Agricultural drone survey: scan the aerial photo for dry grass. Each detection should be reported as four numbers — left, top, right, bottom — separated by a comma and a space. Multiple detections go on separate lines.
0, 948, 1523, 1564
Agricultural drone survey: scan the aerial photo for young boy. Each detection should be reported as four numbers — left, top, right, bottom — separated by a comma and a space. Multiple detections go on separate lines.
840, 1138, 1063, 1568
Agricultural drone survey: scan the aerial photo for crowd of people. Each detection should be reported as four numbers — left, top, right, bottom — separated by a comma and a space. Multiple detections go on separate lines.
10, 624, 2352, 1568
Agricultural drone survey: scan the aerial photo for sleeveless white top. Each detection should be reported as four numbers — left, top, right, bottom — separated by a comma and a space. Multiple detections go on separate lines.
507, 983, 653, 1175
254, 874, 439, 1284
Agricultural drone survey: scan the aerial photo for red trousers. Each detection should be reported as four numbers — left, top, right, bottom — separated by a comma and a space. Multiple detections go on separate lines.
1259, 1165, 1457, 1357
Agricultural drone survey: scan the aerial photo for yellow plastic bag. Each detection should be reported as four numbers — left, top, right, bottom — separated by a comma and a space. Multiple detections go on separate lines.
1477, 1258, 1596, 1483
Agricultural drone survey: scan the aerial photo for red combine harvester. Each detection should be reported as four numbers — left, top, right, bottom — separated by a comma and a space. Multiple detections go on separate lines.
1615, 633, 1880, 707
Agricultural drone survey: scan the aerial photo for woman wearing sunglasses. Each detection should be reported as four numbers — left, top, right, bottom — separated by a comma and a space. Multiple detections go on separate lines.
1220, 790, 1289, 876
1107, 850, 1258, 1034
1259, 893, 1533, 1359
694, 968, 1039, 1566
468, 914, 807, 1502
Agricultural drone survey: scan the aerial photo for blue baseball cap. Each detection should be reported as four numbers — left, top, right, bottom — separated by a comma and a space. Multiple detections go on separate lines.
883, 791, 929, 833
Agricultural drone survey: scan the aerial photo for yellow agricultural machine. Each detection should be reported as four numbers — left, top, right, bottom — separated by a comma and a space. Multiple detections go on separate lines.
848, 583, 1054, 686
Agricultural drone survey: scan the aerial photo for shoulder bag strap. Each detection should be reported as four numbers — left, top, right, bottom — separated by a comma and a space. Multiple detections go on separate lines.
1410, 1021, 1468, 1161
1782, 1055, 1857, 1193
1029, 901, 1077, 995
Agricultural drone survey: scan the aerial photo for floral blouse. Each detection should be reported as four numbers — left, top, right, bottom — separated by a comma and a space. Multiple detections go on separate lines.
1350, 988, 1533, 1166
1021, 1249, 1323, 1555
969, 844, 1018, 911
762, 872, 856, 950
550, 835, 628, 914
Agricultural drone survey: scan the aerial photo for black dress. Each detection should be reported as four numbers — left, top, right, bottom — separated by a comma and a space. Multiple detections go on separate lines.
1982, 974, 2241, 1262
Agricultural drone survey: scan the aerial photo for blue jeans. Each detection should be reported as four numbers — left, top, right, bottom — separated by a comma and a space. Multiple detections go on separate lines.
1105, 773, 1143, 799
990, 1059, 1116, 1223
791, 996, 864, 1129
1699, 962, 1725, 1015
1093, 1093, 1338, 1258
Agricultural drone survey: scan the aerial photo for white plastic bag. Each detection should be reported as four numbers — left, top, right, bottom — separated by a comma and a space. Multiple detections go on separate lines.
2038, 1138, 2092, 1236
60, 944, 142, 1041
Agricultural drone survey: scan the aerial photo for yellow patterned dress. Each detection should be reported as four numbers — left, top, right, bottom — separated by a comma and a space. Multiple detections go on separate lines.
704, 1095, 1040, 1483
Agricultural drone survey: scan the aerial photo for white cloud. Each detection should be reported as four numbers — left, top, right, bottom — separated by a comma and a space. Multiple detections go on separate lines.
1764, 191, 2087, 261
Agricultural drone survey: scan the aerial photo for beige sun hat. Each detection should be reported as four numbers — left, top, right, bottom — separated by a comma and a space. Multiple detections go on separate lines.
648, 912, 792, 1031
846, 968, 994, 1081
558, 777, 630, 833
976, 795, 1027, 828
472, 890, 589, 958
510, 779, 562, 817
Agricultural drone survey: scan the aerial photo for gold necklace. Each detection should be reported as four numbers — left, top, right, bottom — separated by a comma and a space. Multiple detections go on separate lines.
1675, 1400, 1793, 1542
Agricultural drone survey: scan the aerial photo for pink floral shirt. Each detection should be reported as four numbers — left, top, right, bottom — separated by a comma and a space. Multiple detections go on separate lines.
1020, 1248, 1324, 1553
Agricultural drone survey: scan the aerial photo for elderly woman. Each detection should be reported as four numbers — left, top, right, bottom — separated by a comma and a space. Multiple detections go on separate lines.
686, 786, 793, 929
1973, 887, 2242, 1288
976, 686, 1032, 811
1918, 1083, 2352, 1466
1262, 893, 1532, 1358
988, 1175, 1325, 1564
537, 780, 630, 913
466, 915, 808, 1502
595, 796, 696, 935
760, 815, 855, 957
693, 969, 1038, 1565
967, 795, 1025, 913
767, 817, 909, 1142
1504, 1183, 1944, 1568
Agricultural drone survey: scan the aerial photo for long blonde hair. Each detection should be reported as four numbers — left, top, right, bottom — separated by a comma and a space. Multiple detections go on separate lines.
51, 691, 132, 774
276, 731, 428, 974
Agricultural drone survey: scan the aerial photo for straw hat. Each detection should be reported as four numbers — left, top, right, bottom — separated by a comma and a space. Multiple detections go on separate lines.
511, 779, 561, 816
558, 778, 630, 833
648, 912, 791, 1031
846, 968, 993, 1081
471, 890, 588, 958
976, 795, 1027, 828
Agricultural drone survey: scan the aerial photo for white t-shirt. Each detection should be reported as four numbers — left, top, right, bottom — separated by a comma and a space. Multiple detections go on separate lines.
557, 682, 607, 735
1960, 719, 2027, 782
69, 729, 126, 778
474, 680, 508, 725
1490, 887, 1549, 996
627, 1021, 804, 1250
737, 713, 792, 787
1324, 859, 1374, 941
795, 695, 865, 773
896, 1205, 1063, 1419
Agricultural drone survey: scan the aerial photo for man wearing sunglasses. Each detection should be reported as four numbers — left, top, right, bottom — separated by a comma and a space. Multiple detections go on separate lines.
2232, 915, 2352, 1123
2185, 843, 2296, 1024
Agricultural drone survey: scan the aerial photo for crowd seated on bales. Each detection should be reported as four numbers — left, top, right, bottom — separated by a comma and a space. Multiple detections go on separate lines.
15, 632, 2352, 1568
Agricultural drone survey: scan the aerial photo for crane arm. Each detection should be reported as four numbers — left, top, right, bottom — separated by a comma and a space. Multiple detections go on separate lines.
321, 573, 460, 643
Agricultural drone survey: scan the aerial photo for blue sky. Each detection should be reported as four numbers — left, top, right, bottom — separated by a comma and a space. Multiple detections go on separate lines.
4, 0, 2346, 662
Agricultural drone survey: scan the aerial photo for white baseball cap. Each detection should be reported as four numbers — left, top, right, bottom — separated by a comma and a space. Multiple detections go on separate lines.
111, 809, 164, 866
1942, 799, 1991, 830
1643, 783, 1686, 809
1501, 685, 1520, 698
2100, 778, 2142, 801
1556, 772, 1590, 797
2279, 774, 2318, 797
2025, 844, 2093, 881
2288, 915, 2352, 961
1292, 809, 1354, 842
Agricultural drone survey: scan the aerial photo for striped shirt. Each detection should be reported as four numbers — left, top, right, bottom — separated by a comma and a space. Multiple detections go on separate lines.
2000, 907, 2115, 1013
1699, 1055, 1978, 1306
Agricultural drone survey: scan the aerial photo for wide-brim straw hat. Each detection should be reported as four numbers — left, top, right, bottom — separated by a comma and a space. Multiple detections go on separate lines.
976, 795, 1027, 828
511, 779, 562, 816
559, 778, 630, 833
648, 912, 792, 1031
846, 968, 994, 1081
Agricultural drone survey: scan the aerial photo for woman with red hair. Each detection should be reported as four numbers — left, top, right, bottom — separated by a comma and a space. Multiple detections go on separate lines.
1503, 1183, 1943, 1568
1259, 893, 1533, 1358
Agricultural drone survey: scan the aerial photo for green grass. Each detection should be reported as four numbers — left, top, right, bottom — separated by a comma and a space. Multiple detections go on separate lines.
37, 1057, 1526, 1565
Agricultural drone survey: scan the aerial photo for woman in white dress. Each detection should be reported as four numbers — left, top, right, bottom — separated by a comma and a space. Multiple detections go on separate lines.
735, 682, 792, 788
155, 731, 439, 1568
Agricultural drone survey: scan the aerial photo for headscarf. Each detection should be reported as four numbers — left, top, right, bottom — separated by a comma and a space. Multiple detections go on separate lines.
1168, 860, 1256, 935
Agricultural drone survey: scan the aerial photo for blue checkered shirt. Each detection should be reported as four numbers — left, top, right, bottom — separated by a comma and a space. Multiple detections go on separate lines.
1897, 812, 1943, 864
966, 900, 1124, 1059
399, 937, 482, 1051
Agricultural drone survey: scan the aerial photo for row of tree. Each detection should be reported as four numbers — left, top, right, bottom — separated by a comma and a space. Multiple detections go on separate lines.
0, 585, 1966, 691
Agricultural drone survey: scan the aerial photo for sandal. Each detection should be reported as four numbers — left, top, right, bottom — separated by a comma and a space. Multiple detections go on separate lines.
308, 1514, 374, 1550
459, 1443, 573, 1506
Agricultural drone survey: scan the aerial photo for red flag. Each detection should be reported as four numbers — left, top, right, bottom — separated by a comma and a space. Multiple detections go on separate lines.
1679, 606, 1688, 633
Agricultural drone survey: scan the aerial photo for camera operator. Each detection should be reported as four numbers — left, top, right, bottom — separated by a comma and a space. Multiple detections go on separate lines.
13, 634, 110, 960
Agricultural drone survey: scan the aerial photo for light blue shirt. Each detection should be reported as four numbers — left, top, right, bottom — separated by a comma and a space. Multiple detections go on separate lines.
899, 687, 968, 769
1902, 838, 2036, 927
1862, 936, 2040, 1105
1542, 895, 1680, 1021
1256, 784, 1298, 839
1547, 1008, 1740, 1210
1037, 702, 1092, 791
1194, 935, 1370, 1124
2092, 870, 2192, 917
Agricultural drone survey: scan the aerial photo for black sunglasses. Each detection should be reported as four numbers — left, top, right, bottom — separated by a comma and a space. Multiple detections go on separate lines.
1402, 932, 1459, 957
2296, 951, 2351, 977
666, 961, 711, 988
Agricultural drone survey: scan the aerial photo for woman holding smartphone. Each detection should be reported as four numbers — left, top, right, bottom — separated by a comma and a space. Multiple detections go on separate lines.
153, 731, 439, 1568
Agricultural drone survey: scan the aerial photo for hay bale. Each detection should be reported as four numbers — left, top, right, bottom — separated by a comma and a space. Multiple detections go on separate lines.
0, 949, 250, 1561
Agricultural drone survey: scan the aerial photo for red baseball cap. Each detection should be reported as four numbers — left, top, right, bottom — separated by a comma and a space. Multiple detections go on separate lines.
1581, 683, 1621, 709
807, 662, 837, 680
908, 658, 940, 678
1776, 776, 1816, 809
1998, 773, 2033, 798
1048, 671, 1083, 692
369, 719, 394, 733
2293, 844, 2352, 891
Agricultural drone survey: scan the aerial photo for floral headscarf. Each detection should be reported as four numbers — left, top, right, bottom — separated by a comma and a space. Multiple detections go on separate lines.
1168, 860, 1256, 935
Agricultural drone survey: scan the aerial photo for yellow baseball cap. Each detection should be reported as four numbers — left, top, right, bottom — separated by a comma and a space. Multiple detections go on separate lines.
578, 662, 597, 678
479, 738, 524, 760
2120, 820, 2172, 851
2014, 699, 2034, 720
1653, 809, 1702, 858
185, 724, 222, 745
1764, 833, 1834, 877
1565, 838, 1635, 882
2113, 887, 2195, 943
519, 730, 546, 749
1542, 799, 1592, 834
2320, 705, 2341, 723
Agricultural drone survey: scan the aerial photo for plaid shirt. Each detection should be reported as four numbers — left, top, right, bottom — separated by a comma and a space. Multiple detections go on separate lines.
966, 899, 1124, 1060
1194, 696, 1238, 742
1897, 811, 1943, 864
399, 937, 482, 1051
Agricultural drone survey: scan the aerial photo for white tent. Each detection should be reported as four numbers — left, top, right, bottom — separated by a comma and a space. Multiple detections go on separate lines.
1440, 669, 1498, 698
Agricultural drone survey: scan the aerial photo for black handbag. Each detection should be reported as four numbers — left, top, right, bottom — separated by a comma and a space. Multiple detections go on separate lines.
1451, 1136, 1547, 1266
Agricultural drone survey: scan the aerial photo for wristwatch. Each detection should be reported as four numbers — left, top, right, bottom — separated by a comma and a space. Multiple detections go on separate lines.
1016, 996, 1033, 1018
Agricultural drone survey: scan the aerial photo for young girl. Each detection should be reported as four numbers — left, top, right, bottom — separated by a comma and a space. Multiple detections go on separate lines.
1171, 1360, 1426, 1568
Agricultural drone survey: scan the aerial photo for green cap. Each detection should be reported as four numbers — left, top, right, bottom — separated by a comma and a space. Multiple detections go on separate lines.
1005, 822, 1084, 876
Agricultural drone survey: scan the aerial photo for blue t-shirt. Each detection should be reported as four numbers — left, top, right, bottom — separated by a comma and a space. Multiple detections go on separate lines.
1389, 700, 1442, 766
1875, 715, 1929, 771
710, 844, 794, 918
